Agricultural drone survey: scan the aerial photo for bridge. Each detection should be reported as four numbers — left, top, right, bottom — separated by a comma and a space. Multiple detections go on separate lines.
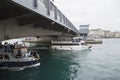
0, 0, 79, 41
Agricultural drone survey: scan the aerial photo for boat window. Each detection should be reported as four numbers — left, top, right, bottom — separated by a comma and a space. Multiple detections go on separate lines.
21, 49, 27, 53
73, 38, 82, 42
0, 55, 4, 59
4, 54, 9, 60
81, 43, 86, 45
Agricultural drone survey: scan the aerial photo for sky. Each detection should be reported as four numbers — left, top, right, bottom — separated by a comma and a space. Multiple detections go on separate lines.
53, 0, 120, 31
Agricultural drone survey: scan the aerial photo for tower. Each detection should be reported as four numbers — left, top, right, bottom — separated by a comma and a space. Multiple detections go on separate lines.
79, 24, 90, 41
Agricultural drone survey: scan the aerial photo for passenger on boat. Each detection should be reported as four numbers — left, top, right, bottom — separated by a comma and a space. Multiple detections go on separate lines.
30, 50, 38, 58
3, 42, 8, 52
0, 42, 3, 49
2, 42, 14, 53
7, 43, 11, 52
10, 44, 14, 53
16, 50, 22, 58
30, 50, 34, 56
14, 42, 19, 48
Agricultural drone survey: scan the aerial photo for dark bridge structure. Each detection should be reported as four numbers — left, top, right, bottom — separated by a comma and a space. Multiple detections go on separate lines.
0, 0, 79, 41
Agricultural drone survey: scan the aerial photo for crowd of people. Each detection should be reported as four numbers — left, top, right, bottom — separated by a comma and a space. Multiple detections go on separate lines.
0, 42, 39, 59
0, 42, 20, 53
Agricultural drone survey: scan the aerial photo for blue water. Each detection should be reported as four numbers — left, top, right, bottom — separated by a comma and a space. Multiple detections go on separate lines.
0, 39, 120, 80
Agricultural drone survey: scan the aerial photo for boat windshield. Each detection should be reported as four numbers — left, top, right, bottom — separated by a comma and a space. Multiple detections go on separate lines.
73, 38, 82, 42
21, 48, 28, 53
80, 40, 87, 45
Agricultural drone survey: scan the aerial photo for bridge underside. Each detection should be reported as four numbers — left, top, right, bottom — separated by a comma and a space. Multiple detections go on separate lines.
0, 0, 77, 41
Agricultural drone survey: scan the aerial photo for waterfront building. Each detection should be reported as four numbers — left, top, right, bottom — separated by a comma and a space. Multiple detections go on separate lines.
88, 28, 120, 38
79, 24, 90, 40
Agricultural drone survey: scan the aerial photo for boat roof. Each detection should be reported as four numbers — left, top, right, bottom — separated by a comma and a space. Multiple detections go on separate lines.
73, 37, 83, 39
13, 47, 28, 50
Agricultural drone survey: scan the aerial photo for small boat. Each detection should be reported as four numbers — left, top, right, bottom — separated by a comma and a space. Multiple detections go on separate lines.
0, 47, 40, 71
51, 37, 91, 50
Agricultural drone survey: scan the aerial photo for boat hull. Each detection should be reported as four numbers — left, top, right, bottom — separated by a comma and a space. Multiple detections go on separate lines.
0, 59, 40, 71
51, 45, 91, 50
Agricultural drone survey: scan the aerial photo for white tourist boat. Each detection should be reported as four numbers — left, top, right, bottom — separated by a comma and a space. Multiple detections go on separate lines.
0, 47, 40, 71
51, 37, 91, 50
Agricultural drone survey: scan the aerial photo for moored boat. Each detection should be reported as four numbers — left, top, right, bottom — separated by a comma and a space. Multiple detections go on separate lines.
51, 37, 92, 50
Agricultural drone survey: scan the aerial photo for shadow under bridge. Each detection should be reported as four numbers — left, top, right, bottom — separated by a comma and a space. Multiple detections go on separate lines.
0, 0, 79, 41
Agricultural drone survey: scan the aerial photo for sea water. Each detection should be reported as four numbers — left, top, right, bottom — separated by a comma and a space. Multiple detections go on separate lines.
0, 39, 120, 80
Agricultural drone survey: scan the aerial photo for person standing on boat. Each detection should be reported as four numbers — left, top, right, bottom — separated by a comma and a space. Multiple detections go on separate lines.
0, 42, 3, 49
32, 50, 38, 58
4, 42, 8, 52
16, 49, 22, 58
7, 43, 11, 52
14, 42, 19, 48
10, 44, 14, 53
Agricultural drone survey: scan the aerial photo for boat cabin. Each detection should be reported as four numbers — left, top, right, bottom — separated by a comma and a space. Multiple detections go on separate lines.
13, 47, 29, 58
0, 53, 10, 60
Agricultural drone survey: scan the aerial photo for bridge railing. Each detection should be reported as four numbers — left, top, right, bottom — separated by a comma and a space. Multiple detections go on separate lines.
11, 0, 79, 34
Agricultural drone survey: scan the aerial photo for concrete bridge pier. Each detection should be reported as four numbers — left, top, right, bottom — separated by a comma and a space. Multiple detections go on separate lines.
0, 19, 64, 41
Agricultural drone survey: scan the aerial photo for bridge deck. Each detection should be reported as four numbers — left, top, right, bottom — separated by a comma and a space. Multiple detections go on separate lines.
0, 0, 79, 34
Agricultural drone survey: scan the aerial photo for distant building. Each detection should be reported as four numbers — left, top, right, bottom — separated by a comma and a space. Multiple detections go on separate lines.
88, 29, 110, 38
88, 28, 120, 38
79, 24, 90, 40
